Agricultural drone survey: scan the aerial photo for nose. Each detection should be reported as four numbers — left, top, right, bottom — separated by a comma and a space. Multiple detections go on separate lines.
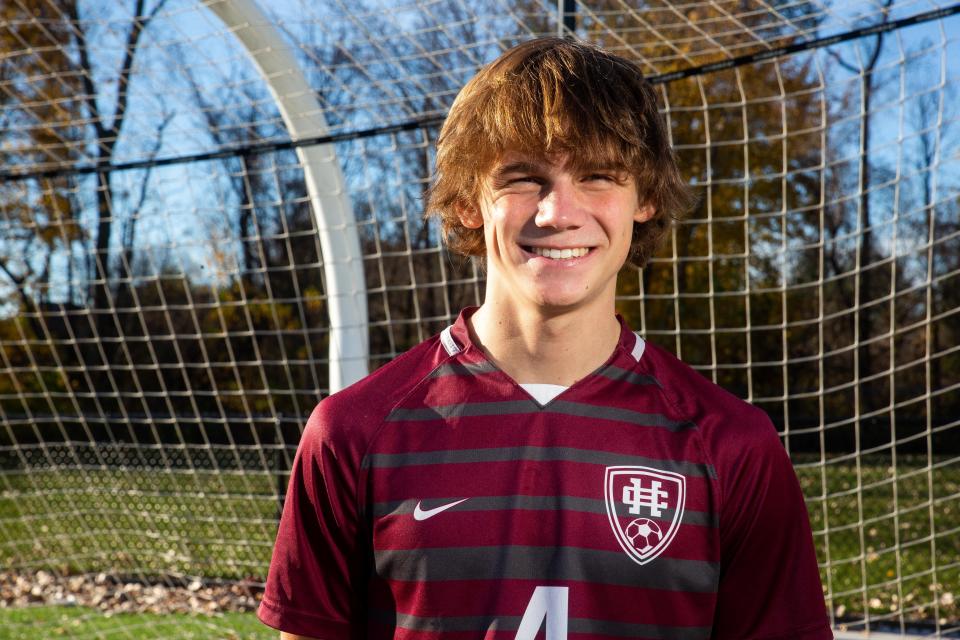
535, 179, 585, 229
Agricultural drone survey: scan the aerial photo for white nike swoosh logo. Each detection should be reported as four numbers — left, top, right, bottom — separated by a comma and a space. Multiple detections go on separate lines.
413, 498, 469, 521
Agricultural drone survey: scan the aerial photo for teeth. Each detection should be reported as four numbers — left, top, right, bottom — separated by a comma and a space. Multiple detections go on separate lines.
531, 247, 589, 259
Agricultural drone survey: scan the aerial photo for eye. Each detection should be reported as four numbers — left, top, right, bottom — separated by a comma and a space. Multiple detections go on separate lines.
581, 173, 618, 185
495, 175, 543, 190
583, 171, 628, 185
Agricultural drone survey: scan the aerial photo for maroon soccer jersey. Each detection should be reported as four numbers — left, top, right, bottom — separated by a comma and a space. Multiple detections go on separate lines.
259, 308, 831, 639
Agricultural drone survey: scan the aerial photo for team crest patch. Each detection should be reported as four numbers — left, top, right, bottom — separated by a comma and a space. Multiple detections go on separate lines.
604, 466, 685, 565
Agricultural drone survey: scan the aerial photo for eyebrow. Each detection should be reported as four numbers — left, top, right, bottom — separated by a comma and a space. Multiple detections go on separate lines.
490, 161, 544, 180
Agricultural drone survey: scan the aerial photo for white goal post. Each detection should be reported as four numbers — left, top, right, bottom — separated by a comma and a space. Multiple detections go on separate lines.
206, 0, 369, 391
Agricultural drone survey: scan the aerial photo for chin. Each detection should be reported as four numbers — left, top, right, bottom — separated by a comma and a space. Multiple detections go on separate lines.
528, 290, 597, 313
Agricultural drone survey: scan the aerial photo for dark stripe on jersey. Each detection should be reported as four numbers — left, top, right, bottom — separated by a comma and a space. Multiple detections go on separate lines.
594, 364, 662, 387
372, 610, 711, 639
363, 445, 717, 479
374, 545, 719, 592
376, 495, 717, 528
549, 401, 694, 431
387, 400, 534, 420
429, 360, 498, 377
387, 400, 694, 431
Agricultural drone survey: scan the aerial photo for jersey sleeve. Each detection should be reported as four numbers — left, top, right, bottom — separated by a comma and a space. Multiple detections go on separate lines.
710, 410, 832, 639
257, 400, 370, 639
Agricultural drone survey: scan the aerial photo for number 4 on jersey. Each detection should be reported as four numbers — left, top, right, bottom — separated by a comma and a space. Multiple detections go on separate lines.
515, 586, 568, 639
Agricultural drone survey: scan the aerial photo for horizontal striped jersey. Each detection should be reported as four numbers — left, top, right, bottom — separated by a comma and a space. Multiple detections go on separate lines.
259, 309, 831, 639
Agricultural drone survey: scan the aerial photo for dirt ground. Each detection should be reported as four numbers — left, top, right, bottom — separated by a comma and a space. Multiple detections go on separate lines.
0, 570, 262, 615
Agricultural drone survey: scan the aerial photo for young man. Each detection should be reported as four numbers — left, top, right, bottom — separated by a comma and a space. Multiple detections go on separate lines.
258, 38, 832, 639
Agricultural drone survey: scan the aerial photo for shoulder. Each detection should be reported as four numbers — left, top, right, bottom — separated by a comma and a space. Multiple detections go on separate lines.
638, 339, 785, 478
639, 340, 773, 435
300, 335, 452, 457
638, 340, 800, 528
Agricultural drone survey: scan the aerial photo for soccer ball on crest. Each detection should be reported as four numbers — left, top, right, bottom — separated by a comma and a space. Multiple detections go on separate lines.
625, 517, 663, 553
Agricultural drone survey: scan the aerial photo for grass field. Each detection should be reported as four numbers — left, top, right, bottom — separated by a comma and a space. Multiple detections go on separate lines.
0, 467, 277, 581
1, 454, 958, 636
795, 454, 960, 626
0, 606, 268, 639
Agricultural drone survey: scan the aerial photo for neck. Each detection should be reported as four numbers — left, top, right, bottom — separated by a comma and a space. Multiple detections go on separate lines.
468, 299, 621, 387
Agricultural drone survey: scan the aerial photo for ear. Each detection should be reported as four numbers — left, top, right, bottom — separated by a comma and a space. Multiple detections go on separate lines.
634, 203, 656, 224
456, 201, 484, 229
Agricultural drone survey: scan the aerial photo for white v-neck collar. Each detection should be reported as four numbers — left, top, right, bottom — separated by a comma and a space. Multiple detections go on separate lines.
518, 383, 569, 405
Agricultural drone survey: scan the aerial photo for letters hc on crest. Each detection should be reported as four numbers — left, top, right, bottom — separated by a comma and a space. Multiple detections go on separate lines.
604, 466, 686, 565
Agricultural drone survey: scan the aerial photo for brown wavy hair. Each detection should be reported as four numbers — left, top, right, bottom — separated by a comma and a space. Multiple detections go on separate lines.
425, 37, 694, 267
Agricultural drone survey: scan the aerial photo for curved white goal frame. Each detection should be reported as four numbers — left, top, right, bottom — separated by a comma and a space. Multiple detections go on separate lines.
206, 0, 368, 391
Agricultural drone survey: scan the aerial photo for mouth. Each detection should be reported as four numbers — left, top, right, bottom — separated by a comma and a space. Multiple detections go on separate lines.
524, 246, 591, 260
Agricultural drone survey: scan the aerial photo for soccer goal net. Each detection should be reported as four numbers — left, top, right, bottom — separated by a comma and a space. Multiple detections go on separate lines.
0, 0, 958, 637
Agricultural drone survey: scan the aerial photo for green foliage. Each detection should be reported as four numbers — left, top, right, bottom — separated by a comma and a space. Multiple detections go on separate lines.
604, 1, 960, 449
0, 2, 85, 303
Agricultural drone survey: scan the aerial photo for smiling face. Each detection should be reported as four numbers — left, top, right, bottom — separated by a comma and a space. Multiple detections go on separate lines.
461, 151, 654, 316
427, 39, 693, 270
